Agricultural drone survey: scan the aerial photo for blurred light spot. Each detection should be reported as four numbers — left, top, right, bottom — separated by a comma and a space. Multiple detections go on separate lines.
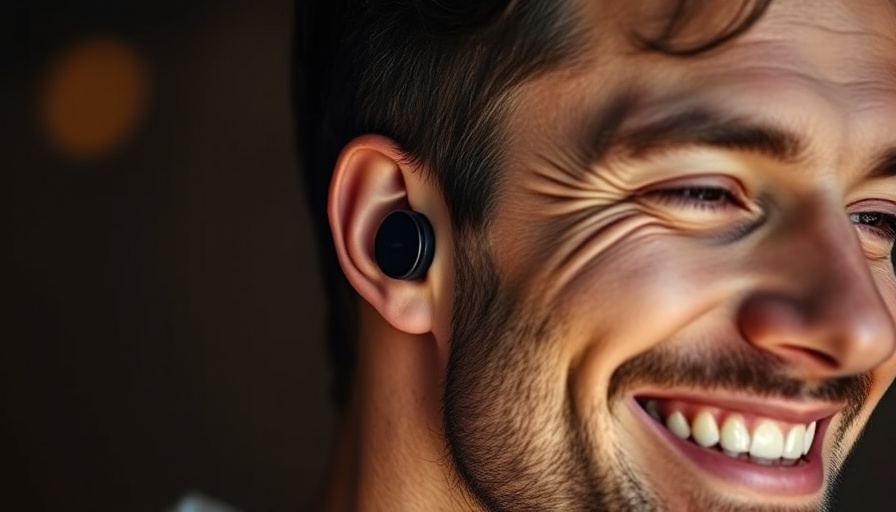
41, 38, 150, 162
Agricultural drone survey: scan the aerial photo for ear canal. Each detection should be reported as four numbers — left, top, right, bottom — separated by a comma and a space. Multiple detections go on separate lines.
375, 210, 436, 280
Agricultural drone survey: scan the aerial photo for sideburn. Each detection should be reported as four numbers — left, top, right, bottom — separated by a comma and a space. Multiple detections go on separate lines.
442, 229, 614, 512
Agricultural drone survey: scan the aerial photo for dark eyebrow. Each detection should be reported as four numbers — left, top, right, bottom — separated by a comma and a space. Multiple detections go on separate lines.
870, 147, 896, 179
584, 102, 807, 167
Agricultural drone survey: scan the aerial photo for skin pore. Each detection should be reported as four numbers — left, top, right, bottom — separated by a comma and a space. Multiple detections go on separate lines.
320, 0, 896, 510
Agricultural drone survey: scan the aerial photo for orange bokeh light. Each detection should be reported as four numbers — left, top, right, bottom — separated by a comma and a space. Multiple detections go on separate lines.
41, 38, 149, 162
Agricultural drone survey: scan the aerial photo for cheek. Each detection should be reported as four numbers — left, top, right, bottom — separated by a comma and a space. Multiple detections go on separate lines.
560, 235, 737, 372
498, 208, 773, 414
868, 263, 896, 391
490, 165, 758, 393
873, 262, 896, 316
869, 264, 896, 389
832, 353, 896, 459
494, 191, 741, 358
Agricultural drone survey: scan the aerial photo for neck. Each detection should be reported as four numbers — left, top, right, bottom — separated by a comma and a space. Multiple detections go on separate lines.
313, 301, 472, 512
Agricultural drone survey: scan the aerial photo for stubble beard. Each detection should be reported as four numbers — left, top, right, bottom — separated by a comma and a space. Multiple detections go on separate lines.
442, 232, 869, 512
442, 232, 659, 511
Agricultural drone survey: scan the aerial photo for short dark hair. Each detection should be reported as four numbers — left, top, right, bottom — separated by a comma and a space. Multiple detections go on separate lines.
294, 0, 772, 406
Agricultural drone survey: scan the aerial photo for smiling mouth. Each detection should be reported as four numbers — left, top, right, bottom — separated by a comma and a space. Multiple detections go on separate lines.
635, 396, 827, 467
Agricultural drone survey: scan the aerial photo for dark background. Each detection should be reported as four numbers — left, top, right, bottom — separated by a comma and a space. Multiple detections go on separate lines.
4, 0, 894, 510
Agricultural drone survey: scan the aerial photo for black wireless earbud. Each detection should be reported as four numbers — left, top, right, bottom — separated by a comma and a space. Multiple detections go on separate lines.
375, 210, 435, 280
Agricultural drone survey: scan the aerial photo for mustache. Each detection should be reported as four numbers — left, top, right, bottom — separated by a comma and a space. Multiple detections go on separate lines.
608, 344, 871, 416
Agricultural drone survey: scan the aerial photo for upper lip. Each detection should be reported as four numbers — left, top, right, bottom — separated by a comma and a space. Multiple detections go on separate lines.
631, 387, 844, 424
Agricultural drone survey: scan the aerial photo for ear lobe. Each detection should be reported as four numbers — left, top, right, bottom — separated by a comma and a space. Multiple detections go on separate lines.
328, 135, 434, 334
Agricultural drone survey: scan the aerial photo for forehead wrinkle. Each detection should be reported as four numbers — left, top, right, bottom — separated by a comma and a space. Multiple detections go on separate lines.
741, 2, 896, 75
768, 0, 896, 33
503, 0, 896, 195
672, 57, 896, 177
714, 36, 887, 88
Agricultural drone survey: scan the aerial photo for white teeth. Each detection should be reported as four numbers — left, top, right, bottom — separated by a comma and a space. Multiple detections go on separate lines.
691, 411, 720, 448
646, 401, 819, 464
720, 414, 751, 454
749, 420, 784, 459
803, 421, 817, 455
783, 424, 806, 460
666, 410, 691, 439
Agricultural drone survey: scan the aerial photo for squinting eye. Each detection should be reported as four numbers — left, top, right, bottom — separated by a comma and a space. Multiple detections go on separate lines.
646, 186, 743, 211
850, 211, 896, 241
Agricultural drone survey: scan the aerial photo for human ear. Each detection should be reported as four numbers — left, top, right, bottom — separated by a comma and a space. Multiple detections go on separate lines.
328, 135, 435, 334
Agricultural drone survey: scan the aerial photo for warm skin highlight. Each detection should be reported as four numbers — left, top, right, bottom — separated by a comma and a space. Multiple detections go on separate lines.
314, 0, 896, 511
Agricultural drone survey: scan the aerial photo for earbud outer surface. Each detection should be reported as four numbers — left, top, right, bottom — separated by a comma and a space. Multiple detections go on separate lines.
374, 210, 435, 280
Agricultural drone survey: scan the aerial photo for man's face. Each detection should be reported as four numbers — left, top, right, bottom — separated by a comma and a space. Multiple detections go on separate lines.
443, 0, 896, 510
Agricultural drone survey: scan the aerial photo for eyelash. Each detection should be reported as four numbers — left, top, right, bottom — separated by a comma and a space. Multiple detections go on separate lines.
646, 186, 745, 211
850, 211, 896, 242
651, 186, 896, 243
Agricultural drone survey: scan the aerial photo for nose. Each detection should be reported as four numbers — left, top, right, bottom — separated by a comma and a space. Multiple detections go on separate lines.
738, 205, 896, 380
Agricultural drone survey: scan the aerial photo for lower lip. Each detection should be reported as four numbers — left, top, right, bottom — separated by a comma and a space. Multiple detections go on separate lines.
629, 397, 828, 496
